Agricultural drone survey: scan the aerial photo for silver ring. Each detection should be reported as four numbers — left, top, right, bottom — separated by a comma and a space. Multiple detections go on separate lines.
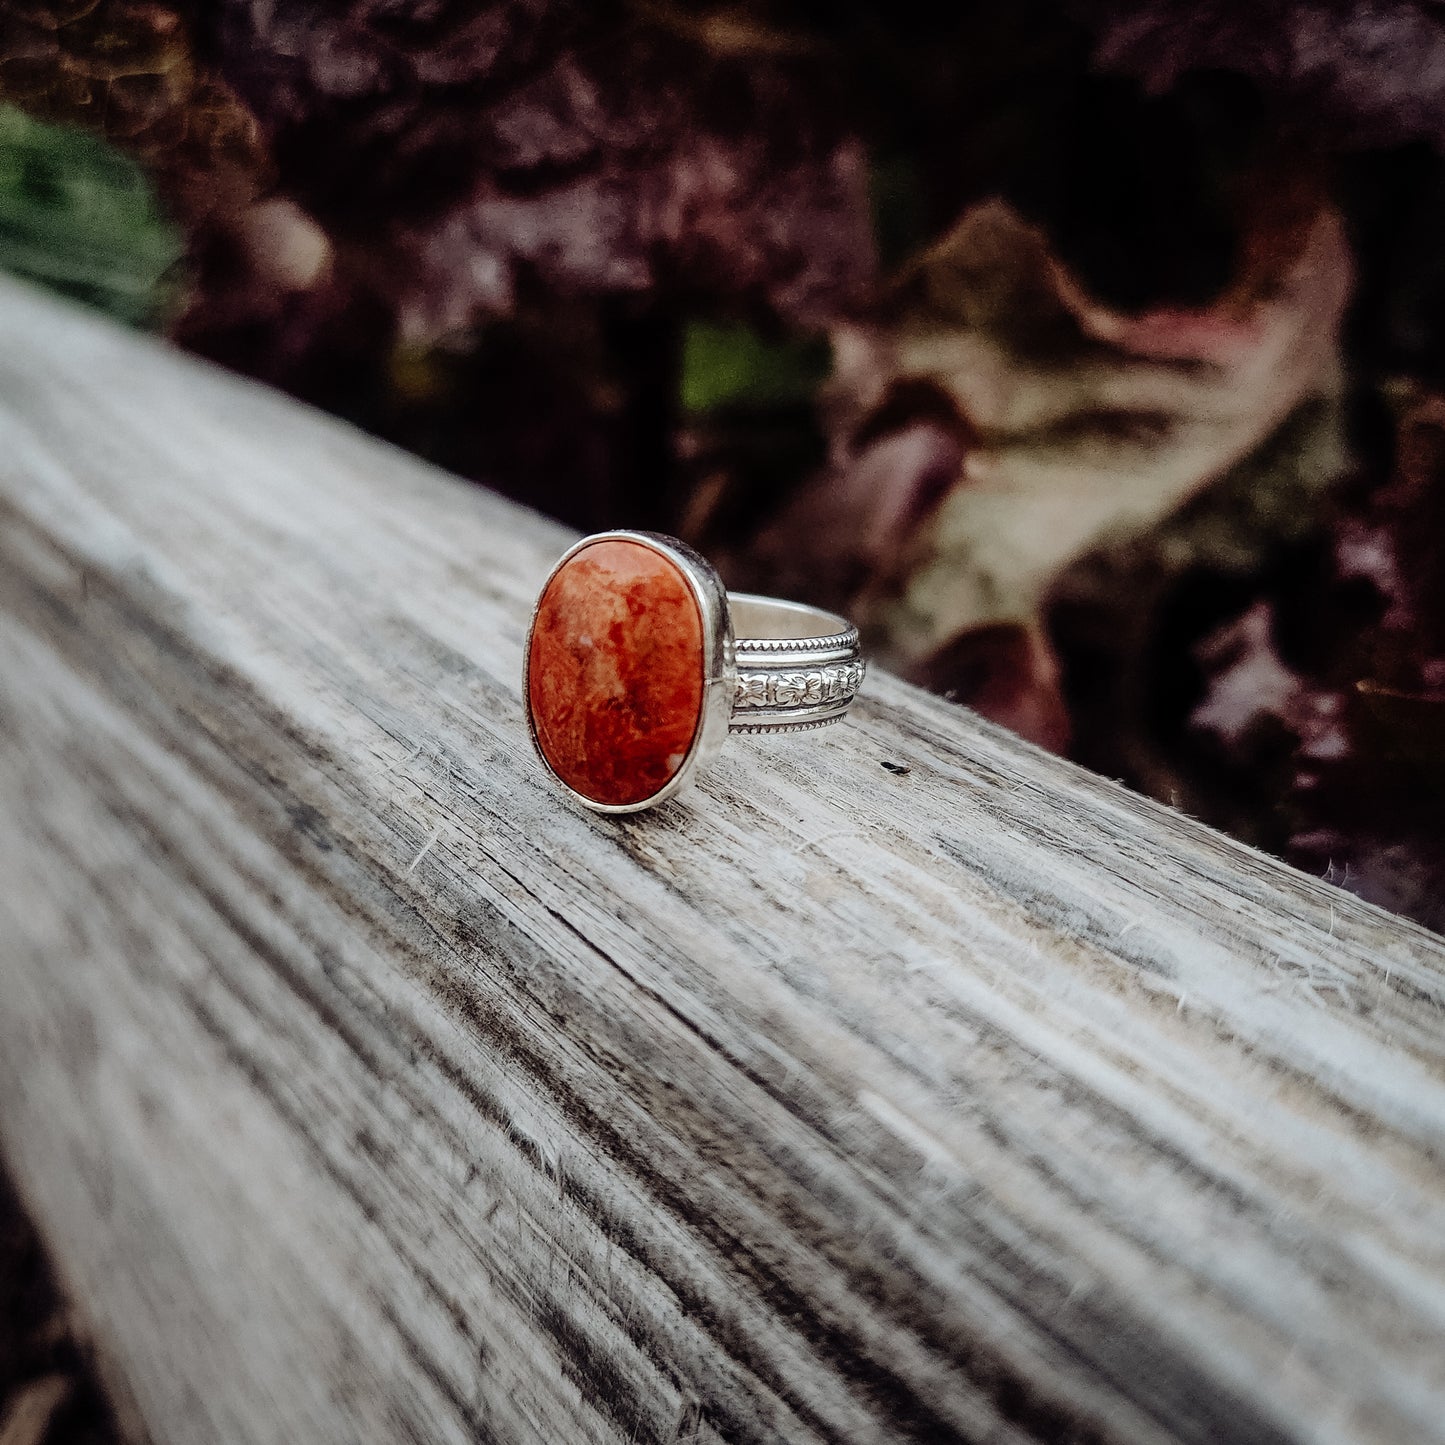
524, 530, 865, 813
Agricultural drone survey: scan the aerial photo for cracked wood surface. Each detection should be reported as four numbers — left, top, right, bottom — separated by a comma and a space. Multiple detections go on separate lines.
0, 277, 1443, 1445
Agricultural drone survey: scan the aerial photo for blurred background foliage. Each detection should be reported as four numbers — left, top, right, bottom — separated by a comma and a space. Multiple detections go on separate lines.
1, 0, 1444, 929
679, 320, 830, 417
0, 104, 177, 324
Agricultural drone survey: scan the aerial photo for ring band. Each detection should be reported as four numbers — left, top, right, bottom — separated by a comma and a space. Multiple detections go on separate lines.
524, 531, 865, 813
728, 595, 864, 733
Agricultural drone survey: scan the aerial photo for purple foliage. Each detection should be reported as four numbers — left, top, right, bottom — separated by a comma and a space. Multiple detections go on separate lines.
212, 1, 874, 327
1192, 395, 1445, 926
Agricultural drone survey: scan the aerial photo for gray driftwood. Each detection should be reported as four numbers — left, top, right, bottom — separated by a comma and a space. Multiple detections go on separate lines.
1, 276, 1443, 1445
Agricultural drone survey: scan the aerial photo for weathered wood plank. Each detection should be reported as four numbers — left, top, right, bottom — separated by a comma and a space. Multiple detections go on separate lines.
0, 274, 1442, 1444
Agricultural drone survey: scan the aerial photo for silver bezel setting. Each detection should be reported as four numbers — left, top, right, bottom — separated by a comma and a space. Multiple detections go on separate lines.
523, 529, 735, 815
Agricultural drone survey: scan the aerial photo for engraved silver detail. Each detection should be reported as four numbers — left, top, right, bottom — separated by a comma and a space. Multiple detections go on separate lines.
731, 659, 866, 711
734, 630, 858, 655
728, 654, 866, 732
729, 715, 850, 735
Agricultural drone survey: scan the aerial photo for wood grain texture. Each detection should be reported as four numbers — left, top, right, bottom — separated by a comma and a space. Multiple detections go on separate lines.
0, 275, 1443, 1445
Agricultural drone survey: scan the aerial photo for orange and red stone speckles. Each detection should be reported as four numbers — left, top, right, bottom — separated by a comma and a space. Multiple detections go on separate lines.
527, 539, 706, 807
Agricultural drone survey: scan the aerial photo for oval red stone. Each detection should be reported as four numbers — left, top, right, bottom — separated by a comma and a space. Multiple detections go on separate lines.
526, 538, 707, 807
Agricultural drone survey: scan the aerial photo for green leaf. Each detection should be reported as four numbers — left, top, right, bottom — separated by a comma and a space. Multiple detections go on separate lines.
0, 105, 182, 328
679, 318, 830, 415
